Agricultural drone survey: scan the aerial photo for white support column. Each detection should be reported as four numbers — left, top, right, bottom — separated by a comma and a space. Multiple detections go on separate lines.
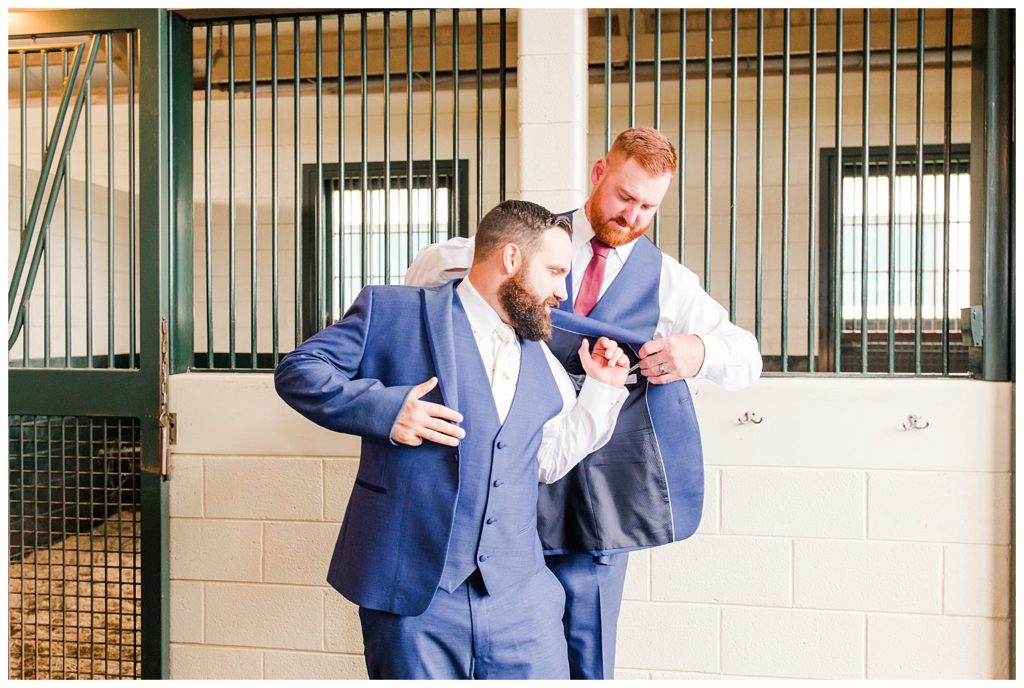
516, 9, 589, 213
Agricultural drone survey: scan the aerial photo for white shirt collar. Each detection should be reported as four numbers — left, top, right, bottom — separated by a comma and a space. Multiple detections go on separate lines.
572, 207, 639, 264
456, 276, 508, 340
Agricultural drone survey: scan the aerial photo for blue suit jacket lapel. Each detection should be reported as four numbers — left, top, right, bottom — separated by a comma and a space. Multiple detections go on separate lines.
421, 281, 460, 412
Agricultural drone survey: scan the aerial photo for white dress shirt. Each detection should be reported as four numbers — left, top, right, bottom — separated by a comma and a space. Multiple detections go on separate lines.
455, 278, 628, 484
405, 209, 763, 390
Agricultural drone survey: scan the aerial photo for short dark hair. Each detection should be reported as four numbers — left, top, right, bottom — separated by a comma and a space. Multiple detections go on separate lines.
473, 200, 571, 263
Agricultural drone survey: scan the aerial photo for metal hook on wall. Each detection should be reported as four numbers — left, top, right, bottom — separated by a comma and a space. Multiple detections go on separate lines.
737, 411, 763, 425
900, 414, 930, 431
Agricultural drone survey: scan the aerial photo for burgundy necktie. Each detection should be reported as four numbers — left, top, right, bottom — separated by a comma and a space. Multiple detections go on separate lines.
574, 237, 612, 317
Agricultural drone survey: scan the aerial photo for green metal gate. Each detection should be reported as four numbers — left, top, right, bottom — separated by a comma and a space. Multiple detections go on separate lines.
8, 9, 192, 679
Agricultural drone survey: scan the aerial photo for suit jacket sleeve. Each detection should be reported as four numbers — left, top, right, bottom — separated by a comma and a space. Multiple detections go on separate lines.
273, 287, 415, 443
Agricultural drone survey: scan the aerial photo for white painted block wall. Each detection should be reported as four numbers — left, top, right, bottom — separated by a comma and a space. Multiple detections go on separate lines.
166, 373, 1011, 680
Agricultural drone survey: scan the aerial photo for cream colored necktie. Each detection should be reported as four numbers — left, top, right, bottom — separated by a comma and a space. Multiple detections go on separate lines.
490, 323, 518, 424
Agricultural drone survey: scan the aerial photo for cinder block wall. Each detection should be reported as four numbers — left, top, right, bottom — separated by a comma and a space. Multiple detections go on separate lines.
167, 373, 1011, 680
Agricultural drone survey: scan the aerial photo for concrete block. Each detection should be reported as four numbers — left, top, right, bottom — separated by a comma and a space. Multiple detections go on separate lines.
721, 607, 864, 679
168, 454, 204, 517
794, 539, 941, 613
205, 582, 323, 650
722, 468, 864, 538
867, 614, 1010, 679
265, 651, 367, 679
623, 550, 650, 601
943, 544, 1011, 618
868, 471, 1011, 545
169, 518, 262, 582
616, 602, 719, 673
169, 644, 262, 680
652, 536, 790, 606
205, 456, 323, 521
324, 589, 365, 654
264, 522, 340, 585
170, 581, 204, 644
324, 458, 359, 522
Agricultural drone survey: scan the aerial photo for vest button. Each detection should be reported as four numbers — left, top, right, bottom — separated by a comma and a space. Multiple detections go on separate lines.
485, 517, 497, 525
492, 479, 504, 488
497, 441, 507, 449
478, 554, 490, 563
451, 452, 459, 462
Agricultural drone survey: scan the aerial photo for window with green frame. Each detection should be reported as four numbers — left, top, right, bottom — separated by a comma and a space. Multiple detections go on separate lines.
301, 159, 469, 339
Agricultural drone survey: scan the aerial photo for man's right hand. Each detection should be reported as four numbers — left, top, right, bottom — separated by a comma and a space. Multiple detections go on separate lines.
390, 377, 466, 447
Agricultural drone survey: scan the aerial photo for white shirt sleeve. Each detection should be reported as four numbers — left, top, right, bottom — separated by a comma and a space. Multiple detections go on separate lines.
404, 236, 476, 287
536, 342, 628, 484
657, 255, 763, 391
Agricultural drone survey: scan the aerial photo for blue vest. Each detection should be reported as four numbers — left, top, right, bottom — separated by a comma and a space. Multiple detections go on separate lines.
538, 215, 705, 555
438, 293, 563, 595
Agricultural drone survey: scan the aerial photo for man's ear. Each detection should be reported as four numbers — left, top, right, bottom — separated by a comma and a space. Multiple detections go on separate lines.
591, 157, 607, 186
501, 243, 521, 275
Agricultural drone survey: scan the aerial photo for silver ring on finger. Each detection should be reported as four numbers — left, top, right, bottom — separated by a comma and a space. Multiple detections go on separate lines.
659, 363, 667, 375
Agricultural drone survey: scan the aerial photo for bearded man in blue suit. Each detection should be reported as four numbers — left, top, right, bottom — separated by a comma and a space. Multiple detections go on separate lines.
406, 129, 764, 679
275, 200, 632, 679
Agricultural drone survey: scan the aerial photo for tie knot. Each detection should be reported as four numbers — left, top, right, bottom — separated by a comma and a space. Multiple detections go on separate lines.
590, 237, 612, 259
494, 322, 516, 345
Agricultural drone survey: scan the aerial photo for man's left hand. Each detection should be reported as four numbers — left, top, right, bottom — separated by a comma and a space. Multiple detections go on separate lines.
578, 337, 630, 388
638, 333, 705, 384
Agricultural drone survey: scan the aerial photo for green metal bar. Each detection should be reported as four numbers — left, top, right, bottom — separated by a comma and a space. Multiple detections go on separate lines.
170, 14, 194, 372
406, 11, 413, 267
914, 10, 924, 375
294, 17, 301, 348
781, 10, 790, 372
250, 19, 258, 368
338, 13, 345, 311
128, 32, 137, 369
43, 49, 51, 367
703, 9, 712, 293
316, 16, 325, 311
860, 10, 870, 374
228, 21, 236, 368
21, 52, 26, 238
360, 14, 369, 285
108, 32, 115, 369
430, 10, 437, 243
452, 8, 459, 240
42, 48, 53, 368
63, 49, 72, 367
9, 39, 88, 316
605, 9, 611, 152
807, 9, 817, 373
272, 19, 280, 364
384, 10, 392, 281
942, 9, 952, 375
968, 10, 1013, 370
204, 24, 214, 364
653, 8, 661, 246
887, 10, 897, 374
476, 10, 483, 225
678, 9, 686, 264
729, 10, 737, 322
833, 9, 844, 373
755, 9, 763, 347
628, 8, 636, 127
499, 9, 506, 202
87, 75, 93, 364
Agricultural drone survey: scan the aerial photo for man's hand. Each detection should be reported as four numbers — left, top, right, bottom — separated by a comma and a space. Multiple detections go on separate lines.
637, 333, 705, 384
390, 377, 466, 447
578, 337, 630, 388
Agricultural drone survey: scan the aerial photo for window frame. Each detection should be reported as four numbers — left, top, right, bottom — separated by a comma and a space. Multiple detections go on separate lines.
300, 159, 469, 340
817, 143, 971, 374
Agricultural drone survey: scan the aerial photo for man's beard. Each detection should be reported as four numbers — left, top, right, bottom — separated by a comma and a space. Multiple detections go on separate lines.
498, 267, 557, 341
589, 204, 650, 248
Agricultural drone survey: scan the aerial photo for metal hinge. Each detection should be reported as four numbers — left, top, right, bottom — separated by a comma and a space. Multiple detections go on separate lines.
157, 317, 172, 478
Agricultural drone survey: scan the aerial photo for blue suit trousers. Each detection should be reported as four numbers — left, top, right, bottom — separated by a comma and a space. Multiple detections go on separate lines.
359, 566, 570, 679
546, 552, 629, 680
